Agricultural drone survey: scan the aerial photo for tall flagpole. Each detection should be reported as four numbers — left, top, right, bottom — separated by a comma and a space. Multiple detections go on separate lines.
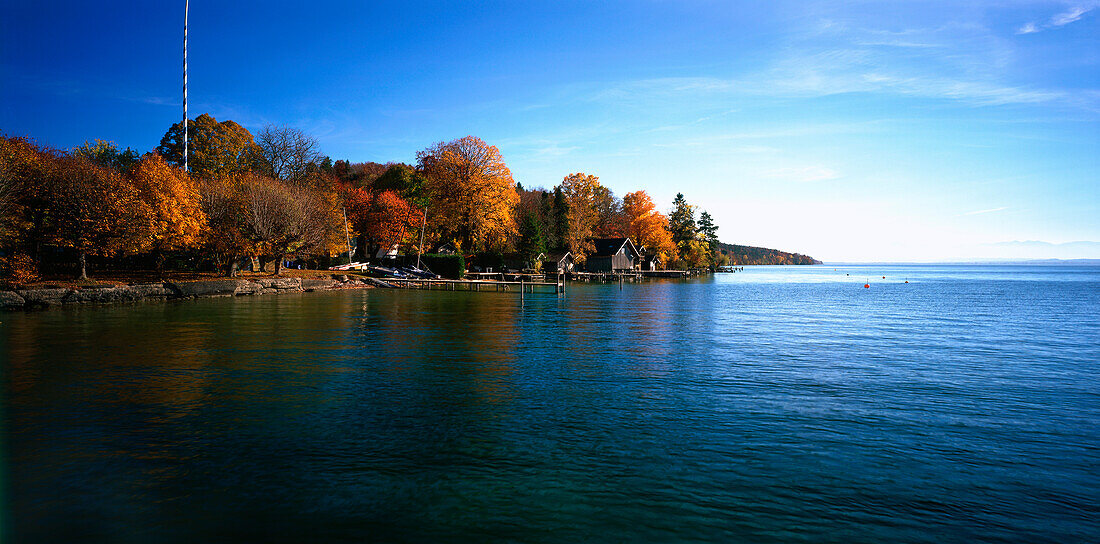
183, 0, 189, 173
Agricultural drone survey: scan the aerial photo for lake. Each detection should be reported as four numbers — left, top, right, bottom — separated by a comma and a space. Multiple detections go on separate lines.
3, 264, 1099, 543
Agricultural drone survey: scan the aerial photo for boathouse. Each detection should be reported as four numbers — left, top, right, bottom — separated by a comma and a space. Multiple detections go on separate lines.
641, 254, 663, 271
541, 251, 575, 274
586, 238, 639, 272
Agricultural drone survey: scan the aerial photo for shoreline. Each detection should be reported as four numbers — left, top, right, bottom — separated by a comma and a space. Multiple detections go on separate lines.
0, 274, 375, 311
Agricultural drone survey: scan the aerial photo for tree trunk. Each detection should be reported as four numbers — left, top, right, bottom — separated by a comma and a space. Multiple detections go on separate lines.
155, 250, 167, 275
227, 259, 239, 277
78, 252, 88, 280
273, 255, 283, 276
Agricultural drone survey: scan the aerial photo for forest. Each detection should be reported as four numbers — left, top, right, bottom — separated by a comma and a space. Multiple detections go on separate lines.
0, 113, 812, 282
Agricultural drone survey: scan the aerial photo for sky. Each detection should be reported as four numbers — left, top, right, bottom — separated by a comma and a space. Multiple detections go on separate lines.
2, 0, 1098, 262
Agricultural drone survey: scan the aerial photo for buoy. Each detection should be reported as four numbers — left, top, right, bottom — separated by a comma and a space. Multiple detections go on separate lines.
882, 276, 886, 279
904, 280, 908, 284
864, 283, 870, 288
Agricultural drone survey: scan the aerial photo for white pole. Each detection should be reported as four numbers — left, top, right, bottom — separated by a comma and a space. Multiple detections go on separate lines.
183, 0, 188, 173
342, 206, 353, 265
416, 207, 426, 269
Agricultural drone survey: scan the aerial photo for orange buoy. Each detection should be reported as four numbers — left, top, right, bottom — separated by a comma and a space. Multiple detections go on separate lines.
904, 280, 908, 284
864, 283, 870, 288
882, 276, 886, 279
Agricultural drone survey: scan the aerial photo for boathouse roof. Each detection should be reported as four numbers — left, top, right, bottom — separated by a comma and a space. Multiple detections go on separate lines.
590, 238, 638, 257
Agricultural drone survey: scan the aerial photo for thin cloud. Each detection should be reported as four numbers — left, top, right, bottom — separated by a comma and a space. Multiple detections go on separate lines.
1018, 2, 1097, 34
962, 206, 1008, 216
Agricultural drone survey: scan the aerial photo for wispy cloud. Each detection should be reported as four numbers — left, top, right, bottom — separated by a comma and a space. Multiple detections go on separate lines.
1018, 2, 1097, 34
962, 206, 1008, 216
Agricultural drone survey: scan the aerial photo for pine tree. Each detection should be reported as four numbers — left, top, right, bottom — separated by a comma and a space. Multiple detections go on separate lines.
697, 211, 720, 266
517, 211, 547, 259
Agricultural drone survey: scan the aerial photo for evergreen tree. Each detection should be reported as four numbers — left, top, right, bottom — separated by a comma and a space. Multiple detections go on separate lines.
669, 193, 697, 246
697, 210, 719, 265
517, 211, 547, 259
552, 186, 569, 250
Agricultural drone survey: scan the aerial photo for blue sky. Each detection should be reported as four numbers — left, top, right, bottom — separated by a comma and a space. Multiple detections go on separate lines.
2, 1, 1098, 262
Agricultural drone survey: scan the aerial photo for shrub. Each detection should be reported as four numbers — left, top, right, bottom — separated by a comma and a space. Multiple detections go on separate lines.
1, 253, 39, 285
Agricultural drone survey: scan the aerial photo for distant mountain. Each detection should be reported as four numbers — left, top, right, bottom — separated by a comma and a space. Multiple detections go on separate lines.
716, 242, 820, 265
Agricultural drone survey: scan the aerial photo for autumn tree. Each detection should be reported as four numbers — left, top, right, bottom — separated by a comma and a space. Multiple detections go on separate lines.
197, 176, 253, 276
559, 172, 601, 261
242, 174, 343, 275
129, 154, 207, 270
255, 124, 323, 183
622, 190, 676, 262
357, 190, 418, 259
374, 163, 428, 207
157, 113, 262, 179
48, 157, 154, 279
417, 136, 518, 252
592, 185, 627, 238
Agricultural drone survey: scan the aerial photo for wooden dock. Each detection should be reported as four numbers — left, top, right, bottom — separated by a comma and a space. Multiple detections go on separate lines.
383, 277, 565, 294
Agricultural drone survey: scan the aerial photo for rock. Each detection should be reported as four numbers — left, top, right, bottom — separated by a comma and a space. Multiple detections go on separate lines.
336, 275, 349, 283
129, 283, 176, 298
300, 278, 335, 291
16, 288, 72, 307
169, 279, 246, 298
234, 281, 263, 296
272, 277, 301, 289
63, 287, 135, 304
0, 291, 26, 309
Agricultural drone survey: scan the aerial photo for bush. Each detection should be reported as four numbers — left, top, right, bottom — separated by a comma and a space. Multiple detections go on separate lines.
1, 253, 39, 285
421, 253, 464, 279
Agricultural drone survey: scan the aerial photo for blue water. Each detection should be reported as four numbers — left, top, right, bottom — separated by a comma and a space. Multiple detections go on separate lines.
3, 264, 1099, 542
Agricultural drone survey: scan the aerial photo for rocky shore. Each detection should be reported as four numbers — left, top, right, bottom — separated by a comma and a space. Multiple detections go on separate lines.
0, 275, 376, 310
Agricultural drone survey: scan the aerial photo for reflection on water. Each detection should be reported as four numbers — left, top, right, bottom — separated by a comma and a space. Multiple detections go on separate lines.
3, 266, 1100, 542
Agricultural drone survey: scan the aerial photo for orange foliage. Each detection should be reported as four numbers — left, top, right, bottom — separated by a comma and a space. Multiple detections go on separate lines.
622, 190, 676, 262
129, 154, 207, 253
361, 190, 417, 254
417, 136, 517, 251
560, 172, 601, 260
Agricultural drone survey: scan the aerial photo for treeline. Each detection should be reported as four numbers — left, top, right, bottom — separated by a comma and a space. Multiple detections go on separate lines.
0, 113, 732, 281
715, 242, 820, 265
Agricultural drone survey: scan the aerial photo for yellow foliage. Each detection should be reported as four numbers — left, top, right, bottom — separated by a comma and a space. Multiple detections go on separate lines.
130, 154, 207, 252
417, 136, 518, 251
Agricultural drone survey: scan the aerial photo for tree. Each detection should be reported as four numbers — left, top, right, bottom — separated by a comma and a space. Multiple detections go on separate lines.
669, 192, 699, 267
197, 175, 253, 276
129, 154, 207, 270
416, 136, 517, 251
697, 210, 720, 266
241, 174, 343, 275
622, 190, 676, 261
559, 172, 600, 261
72, 140, 140, 171
357, 190, 418, 259
517, 211, 547, 260
255, 124, 324, 183
592, 185, 626, 238
48, 157, 154, 279
373, 163, 428, 207
551, 186, 569, 250
157, 113, 262, 179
